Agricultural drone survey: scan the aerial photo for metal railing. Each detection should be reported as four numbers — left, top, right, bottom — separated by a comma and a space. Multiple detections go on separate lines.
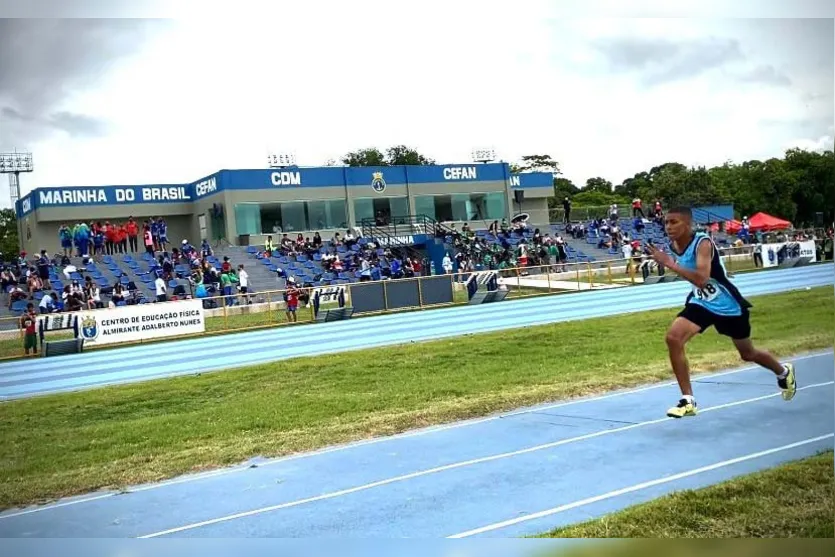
0, 244, 777, 361
359, 214, 440, 261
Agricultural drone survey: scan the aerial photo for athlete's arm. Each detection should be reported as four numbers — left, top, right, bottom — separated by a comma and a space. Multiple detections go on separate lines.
668, 239, 712, 289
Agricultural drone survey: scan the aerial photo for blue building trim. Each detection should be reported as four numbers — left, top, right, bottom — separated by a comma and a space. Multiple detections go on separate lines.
16, 163, 556, 218
510, 172, 553, 188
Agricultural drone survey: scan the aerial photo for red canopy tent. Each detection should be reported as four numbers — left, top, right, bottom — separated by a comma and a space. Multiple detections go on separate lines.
722, 219, 744, 234
747, 212, 792, 232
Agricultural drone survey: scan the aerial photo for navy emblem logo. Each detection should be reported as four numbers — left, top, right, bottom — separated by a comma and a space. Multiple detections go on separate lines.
371, 171, 386, 193
81, 314, 98, 340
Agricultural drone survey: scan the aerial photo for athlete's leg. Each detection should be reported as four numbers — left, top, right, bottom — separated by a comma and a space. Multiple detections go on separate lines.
733, 337, 797, 400
665, 317, 703, 397
732, 338, 784, 375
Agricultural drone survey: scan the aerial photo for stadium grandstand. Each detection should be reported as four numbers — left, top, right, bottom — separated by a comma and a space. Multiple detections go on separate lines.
5, 161, 832, 335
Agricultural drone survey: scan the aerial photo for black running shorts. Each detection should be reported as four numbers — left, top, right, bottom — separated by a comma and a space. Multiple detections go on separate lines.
677, 303, 751, 340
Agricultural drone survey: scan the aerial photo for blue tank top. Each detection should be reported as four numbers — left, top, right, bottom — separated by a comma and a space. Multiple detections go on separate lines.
670, 232, 751, 316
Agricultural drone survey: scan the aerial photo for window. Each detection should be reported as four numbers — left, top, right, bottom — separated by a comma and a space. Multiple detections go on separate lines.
353, 197, 408, 226
234, 200, 348, 235
413, 192, 506, 222
235, 204, 261, 235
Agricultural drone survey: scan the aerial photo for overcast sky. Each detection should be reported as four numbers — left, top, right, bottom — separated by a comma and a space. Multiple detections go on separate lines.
0, 1, 832, 205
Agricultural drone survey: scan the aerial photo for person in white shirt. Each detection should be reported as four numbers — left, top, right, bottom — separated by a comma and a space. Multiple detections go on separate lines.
155, 276, 167, 302
442, 253, 453, 274
63, 264, 77, 280
622, 240, 633, 272
86, 285, 102, 309
237, 264, 251, 304
39, 292, 56, 314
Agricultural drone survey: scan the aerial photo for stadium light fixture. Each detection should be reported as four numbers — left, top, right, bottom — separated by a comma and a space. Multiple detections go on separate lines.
471, 148, 496, 164
268, 152, 297, 168
0, 150, 33, 208
0, 150, 33, 255
0, 151, 33, 173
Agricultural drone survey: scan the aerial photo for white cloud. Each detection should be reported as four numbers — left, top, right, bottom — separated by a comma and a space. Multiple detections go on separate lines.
2, 6, 832, 205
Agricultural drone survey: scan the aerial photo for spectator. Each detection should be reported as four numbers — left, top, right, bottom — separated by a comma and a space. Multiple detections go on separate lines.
58, 225, 73, 257
201, 239, 213, 258
39, 291, 57, 314
155, 275, 167, 303
74, 221, 90, 257
1, 268, 16, 296
632, 198, 644, 218
220, 268, 238, 306
144, 225, 155, 255
158, 218, 169, 251
21, 303, 38, 356
126, 217, 139, 252
237, 264, 250, 304
118, 222, 128, 254
8, 286, 26, 309
37, 250, 51, 281
442, 252, 453, 274
284, 277, 301, 323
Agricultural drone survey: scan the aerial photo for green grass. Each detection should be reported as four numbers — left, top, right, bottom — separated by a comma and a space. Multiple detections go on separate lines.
539, 451, 834, 538
0, 287, 832, 510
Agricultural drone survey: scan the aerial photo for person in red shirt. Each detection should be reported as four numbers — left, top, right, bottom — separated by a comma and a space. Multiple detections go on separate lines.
105, 222, 117, 255
632, 198, 644, 218
126, 218, 139, 252
21, 303, 38, 356
284, 278, 301, 323
117, 224, 128, 254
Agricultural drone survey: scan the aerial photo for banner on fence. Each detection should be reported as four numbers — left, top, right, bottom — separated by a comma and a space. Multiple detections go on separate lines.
761, 241, 818, 268
37, 313, 79, 342
76, 299, 206, 346
312, 285, 348, 304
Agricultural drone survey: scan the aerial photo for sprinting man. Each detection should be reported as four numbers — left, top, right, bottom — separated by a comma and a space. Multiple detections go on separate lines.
647, 206, 796, 418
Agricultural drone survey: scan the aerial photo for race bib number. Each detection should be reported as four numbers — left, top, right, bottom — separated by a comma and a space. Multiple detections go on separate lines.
693, 281, 720, 302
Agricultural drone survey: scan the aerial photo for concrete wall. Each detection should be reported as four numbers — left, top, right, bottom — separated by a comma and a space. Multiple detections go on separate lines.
23, 204, 192, 256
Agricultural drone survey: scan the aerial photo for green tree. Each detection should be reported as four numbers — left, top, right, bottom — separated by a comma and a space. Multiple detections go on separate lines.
784, 148, 835, 226
0, 208, 20, 258
341, 146, 435, 167
548, 177, 581, 210
615, 171, 652, 200
572, 191, 630, 207
584, 177, 613, 194
511, 154, 561, 175
341, 148, 388, 167
553, 177, 579, 198
385, 145, 435, 166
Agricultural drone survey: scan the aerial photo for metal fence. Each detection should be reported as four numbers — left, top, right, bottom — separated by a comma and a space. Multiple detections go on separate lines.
0, 245, 771, 361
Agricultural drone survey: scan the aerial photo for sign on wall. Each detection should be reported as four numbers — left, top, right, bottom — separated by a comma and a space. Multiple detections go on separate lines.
373, 234, 430, 247
77, 299, 206, 346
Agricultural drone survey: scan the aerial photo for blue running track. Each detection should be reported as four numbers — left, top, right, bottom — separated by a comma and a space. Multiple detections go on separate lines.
0, 351, 831, 537
1, 264, 832, 400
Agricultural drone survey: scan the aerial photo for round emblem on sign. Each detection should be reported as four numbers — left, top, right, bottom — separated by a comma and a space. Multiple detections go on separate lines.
371, 171, 386, 193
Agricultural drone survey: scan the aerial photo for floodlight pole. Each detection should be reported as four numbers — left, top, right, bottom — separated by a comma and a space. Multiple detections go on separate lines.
0, 150, 34, 256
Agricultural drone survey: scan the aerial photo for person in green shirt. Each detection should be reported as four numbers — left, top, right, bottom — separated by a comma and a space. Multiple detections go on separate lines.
220, 270, 239, 306
548, 243, 558, 268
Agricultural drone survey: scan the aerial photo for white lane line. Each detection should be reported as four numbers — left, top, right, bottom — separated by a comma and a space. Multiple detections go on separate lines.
2, 350, 830, 521
136, 380, 834, 538
447, 433, 835, 538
